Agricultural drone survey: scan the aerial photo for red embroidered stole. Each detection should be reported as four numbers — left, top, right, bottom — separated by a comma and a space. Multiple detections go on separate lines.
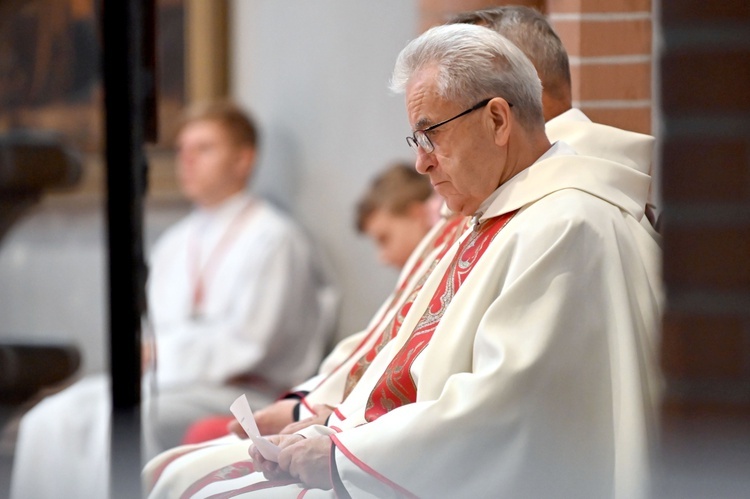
364, 211, 517, 422
339, 215, 466, 399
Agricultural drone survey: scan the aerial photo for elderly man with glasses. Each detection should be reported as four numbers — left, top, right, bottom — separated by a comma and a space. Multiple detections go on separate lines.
144, 23, 661, 499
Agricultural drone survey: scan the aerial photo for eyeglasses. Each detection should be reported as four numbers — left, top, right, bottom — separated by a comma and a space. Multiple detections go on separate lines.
406, 97, 512, 153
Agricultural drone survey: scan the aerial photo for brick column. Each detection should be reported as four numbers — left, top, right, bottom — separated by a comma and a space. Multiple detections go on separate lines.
657, 1, 750, 496
547, 0, 653, 133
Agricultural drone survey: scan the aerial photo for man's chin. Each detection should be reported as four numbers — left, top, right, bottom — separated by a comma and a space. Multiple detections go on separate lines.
445, 199, 471, 216
443, 197, 458, 213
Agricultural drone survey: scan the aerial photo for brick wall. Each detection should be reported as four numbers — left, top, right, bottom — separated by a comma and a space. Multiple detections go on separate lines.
547, 0, 652, 133
659, 0, 750, 419
657, 0, 750, 495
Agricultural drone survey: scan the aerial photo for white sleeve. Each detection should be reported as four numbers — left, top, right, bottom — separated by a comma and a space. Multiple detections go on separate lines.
152, 216, 331, 391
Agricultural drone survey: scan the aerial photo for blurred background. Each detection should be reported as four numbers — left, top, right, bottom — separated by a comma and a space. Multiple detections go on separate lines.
0, 0, 748, 497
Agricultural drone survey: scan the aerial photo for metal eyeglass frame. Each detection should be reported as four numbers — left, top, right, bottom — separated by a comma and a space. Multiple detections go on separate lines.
405, 97, 512, 153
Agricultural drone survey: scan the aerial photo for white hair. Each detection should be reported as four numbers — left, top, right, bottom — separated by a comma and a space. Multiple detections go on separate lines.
390, 23, 544, 129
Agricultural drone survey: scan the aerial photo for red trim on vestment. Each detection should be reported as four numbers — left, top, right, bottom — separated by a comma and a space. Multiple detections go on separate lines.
330, 434, 418, 498
297, 489, 309, 498
333, 407, 347, 421
341, 215, 467, 399
202, 478, 300, 499
147, 445, 214, 492
329, 425, 343, 433
365, 211, 517, 422
310, 215, 467, 397
180, 460, 256, 499
300, 396, 316, 415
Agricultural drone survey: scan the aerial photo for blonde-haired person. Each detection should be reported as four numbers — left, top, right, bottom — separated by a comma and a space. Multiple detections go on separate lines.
11, 100, 338, 499
356, 161, 441, 269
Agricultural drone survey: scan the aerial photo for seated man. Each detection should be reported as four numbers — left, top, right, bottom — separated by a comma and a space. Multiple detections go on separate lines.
355, 161, 442, 269
145, 23, 662, 499
10, 101, 338, 499
180, 160, 442, 444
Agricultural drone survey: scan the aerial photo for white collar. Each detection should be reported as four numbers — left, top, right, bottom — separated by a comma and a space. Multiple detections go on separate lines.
546, 107, 592, 126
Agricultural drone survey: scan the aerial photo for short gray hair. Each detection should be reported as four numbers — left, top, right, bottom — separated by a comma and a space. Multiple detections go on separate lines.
448, 6, 571, 103
390, 23, 544, 129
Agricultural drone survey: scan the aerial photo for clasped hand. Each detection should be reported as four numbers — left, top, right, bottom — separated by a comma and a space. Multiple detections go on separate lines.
249, 434, 333, 490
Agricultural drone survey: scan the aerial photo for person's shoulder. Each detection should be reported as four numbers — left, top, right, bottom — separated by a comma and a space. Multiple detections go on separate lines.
150, 211, 195, 253
247, 199, 315, 246
253, 199, 304, 232
517, 187, 624, 238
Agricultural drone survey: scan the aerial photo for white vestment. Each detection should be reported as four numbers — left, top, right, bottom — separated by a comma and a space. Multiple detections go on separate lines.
289, 108, 658, 420
546, 107, 660, 229
143, 145, 663, 499
11, 192, 339, 499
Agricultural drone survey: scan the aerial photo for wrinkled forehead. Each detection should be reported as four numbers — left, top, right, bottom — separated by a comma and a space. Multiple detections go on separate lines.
405, 66, 453, 130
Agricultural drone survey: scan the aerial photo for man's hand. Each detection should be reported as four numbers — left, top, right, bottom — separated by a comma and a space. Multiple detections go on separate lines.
249, 434, 304, 481
226, 418, 247, 438
249, 435, 334, 490
278, 436, 333, 490
253, 399, 299, 435
279, 404, 334, 434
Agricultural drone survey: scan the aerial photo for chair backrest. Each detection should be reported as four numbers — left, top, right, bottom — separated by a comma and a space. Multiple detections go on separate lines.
0, 130, 82, 243
0, 342, 81, 405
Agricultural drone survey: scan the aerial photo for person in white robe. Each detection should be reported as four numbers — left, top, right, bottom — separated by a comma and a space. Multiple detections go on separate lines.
143, 24, 662, 499
10, 101, 339, 499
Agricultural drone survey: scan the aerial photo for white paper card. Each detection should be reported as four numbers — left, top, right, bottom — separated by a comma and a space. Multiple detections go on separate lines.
229, 394, 281, 462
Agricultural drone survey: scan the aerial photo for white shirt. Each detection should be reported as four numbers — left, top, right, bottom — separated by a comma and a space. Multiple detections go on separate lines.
148, 191, 338, 393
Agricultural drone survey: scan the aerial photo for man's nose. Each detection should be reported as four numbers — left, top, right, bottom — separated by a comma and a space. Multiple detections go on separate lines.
178, 150, 195, 166
414, 148, 434, 174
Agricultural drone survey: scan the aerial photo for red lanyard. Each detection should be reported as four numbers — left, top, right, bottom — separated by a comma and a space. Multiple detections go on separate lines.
188, 199, 257, 319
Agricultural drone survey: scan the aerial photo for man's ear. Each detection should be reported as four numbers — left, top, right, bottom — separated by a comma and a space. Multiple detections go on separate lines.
488, 97, 512, 147
236, 146, 256, 178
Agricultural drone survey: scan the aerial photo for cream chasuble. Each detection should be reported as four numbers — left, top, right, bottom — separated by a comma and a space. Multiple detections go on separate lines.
546, 107, 660, 231
144, 148, 662, 499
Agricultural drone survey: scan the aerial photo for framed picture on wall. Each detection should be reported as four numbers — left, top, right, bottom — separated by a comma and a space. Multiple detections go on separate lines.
0, 0, 187, 154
